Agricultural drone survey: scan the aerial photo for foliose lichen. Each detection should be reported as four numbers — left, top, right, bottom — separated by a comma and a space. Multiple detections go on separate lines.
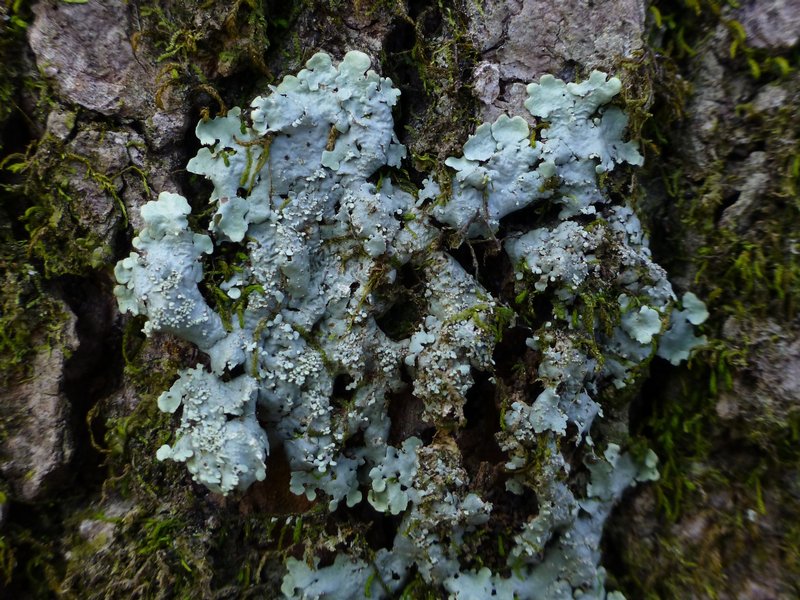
114, 51, 707, 598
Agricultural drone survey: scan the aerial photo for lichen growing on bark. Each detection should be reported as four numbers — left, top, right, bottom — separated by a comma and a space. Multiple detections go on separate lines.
115, 51, 704, 598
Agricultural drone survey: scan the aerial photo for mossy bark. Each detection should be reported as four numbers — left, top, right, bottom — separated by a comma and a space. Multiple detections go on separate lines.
606, 2, 800, 598
0, 0, 797, 597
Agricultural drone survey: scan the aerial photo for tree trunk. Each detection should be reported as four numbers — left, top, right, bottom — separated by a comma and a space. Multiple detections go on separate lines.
0, 0, 797, 597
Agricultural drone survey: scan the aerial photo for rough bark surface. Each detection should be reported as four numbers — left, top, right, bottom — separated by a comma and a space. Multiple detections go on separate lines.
0, 0, 797, 598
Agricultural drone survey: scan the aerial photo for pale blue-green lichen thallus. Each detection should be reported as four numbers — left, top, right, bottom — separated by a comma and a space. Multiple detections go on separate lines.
114, 51, 707, 599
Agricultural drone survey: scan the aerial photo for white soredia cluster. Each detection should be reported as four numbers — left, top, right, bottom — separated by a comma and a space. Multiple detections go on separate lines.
114, 51, 706, 599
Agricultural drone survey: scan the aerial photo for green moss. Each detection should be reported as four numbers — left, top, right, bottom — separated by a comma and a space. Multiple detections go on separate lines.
649, 0, 800, 82
679, 164, 800, 323
0, 0, 33, 151
98, 324, 196, 499
379, 0, 479, 175
1, 134, 127, 279
618, 336, 799, 595
603, 1, 800, 595
611, 21, 800, 600
0, 239, 70, 385
0, 6, 81, 388
614, 446, 800, 597
59, 504, 215, 599
398, 573, 441, 599
0, 510, 65, 597
137, 0, 304, 114
639, 0, 800, 449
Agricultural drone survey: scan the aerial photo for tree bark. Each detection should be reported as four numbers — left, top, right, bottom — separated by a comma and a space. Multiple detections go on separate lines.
0, 0, 798, 597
